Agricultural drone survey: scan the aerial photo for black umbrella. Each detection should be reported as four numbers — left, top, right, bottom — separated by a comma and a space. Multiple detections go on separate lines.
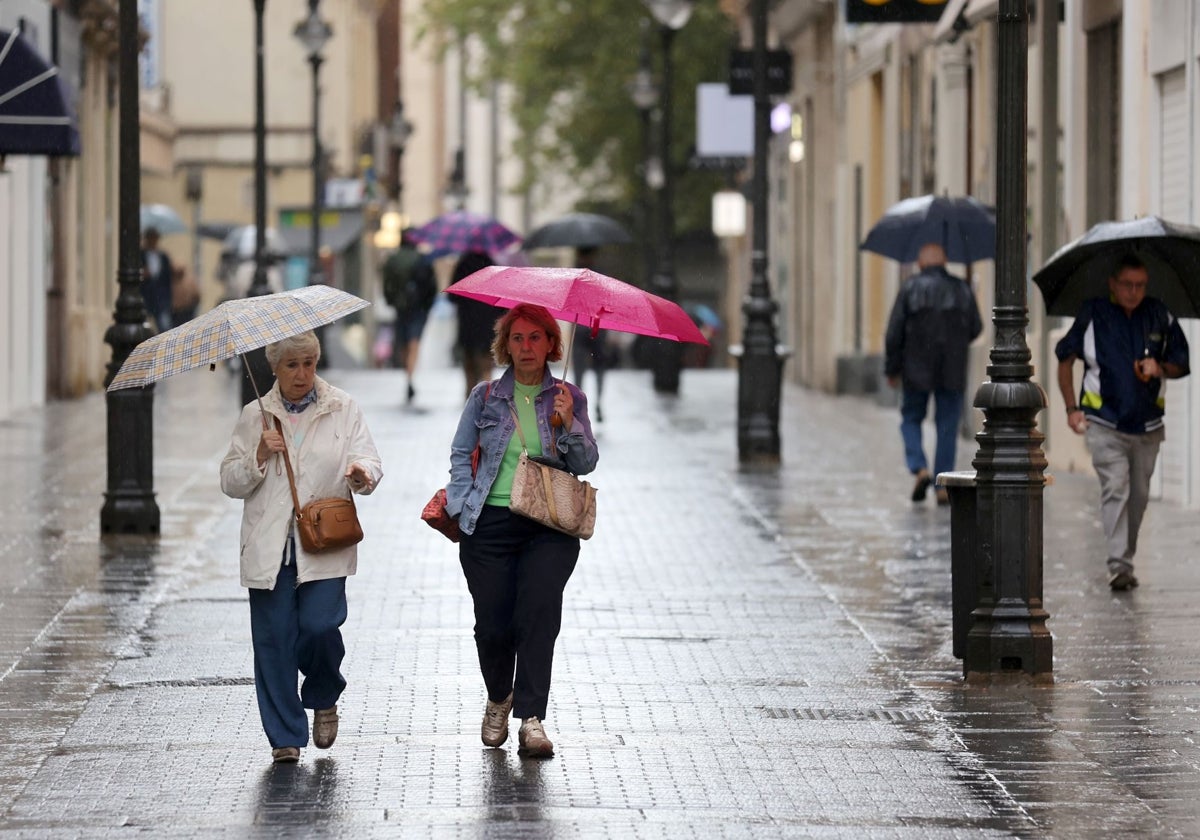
523, 212, 632, 250
860, 194, 995, 264
1033, 216, 1200, 318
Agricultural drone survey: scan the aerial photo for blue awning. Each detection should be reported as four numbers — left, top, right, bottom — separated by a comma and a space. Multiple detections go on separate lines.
0, 28, 80, 157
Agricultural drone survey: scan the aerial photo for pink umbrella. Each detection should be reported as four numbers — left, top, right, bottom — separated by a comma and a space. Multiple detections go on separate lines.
445, 265, 710, 345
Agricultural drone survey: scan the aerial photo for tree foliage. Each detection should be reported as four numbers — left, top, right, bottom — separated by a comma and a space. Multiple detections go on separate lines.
418, 0, 735, 234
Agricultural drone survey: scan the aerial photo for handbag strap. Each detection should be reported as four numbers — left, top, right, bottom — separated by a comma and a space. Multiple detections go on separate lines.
272, 416, 304, 518
506, 384, 559, 456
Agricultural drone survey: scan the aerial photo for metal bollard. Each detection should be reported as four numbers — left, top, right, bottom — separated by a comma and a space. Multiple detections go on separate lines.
938, 470, 978, 662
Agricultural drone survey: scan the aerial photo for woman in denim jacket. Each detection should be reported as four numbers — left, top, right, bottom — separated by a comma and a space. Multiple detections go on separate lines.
444, 303, 598, 758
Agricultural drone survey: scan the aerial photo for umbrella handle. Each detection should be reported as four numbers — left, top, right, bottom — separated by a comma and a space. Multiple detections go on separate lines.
551, 322, 579, 428
241, 352, 270, 429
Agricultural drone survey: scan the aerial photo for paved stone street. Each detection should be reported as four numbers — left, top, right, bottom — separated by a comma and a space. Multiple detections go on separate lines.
2, 314, 1200, 838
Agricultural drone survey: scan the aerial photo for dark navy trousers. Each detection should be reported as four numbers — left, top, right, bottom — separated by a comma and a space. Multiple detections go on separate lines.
248, 545, 348, 749
459, 505, 579, 721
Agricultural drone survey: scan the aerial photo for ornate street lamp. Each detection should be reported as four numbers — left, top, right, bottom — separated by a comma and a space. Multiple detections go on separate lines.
642, 0, 693, 394
101, 0, 159, 534
737, 0, 785, 464
626, 19, 659, 289
963, 0, 1052, 679
241, 0, 275, 406
388, 99, 414, 205
445, 147, 468, 210
294, 0, 332, 286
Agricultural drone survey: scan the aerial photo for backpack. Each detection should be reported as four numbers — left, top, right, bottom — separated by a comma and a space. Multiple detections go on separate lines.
382, 247, 421, 312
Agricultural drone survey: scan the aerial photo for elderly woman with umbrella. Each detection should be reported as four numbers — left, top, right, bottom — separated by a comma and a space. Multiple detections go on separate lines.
220, 329, 383, 763
109, 287, 383, 765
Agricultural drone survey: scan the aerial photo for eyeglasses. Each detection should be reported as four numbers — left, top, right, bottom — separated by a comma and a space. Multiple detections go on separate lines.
1115, 279, 1148, 292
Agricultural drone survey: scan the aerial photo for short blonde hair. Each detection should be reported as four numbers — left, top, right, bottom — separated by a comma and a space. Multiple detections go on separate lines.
266, 330, 321, 369
491, 304, 564, 367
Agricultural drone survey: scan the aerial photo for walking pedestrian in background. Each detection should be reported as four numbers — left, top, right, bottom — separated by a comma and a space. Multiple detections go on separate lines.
382, 230, 438, 403
570, 246, 611, 422
1055, 253, 1190, 591
220, 330, 383, 763
449, 250, 504, 399
140, 227, 175, 333
442, 303, 599, 758
884, 242, 983, 505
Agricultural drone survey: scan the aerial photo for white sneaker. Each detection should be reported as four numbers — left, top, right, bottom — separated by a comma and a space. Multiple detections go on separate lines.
481, 693, 513, 747
517, 716, 554, 758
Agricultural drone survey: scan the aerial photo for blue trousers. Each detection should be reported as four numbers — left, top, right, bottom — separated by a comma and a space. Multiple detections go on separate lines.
459, 505, 579, 721
900, 388, 965, 484
248, 549, 348, 749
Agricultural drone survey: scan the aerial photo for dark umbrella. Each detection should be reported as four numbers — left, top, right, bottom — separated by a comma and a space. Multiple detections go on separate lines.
523, 212, 632, 250
1033, 216, 1200, 318
860, 194, 996, 264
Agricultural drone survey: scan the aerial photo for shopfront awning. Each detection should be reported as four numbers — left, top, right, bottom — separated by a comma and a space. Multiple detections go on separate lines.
0, 28, 80, 157
277, 207, 366, 256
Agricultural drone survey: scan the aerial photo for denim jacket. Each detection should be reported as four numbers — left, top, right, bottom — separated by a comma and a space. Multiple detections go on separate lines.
445, 366, 598, 536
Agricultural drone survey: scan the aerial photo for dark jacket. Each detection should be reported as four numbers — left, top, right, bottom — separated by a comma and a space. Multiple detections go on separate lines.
884, 265, 983, 392
1054, 295, 1190, 434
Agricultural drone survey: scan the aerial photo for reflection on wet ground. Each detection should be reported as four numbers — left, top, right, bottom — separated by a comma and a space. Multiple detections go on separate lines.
3, 359, 1200, 836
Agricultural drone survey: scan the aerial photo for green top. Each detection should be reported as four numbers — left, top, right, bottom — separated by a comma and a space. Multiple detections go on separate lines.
484, 383, 544, 507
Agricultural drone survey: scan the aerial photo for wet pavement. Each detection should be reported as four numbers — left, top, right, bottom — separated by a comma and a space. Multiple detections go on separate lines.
2, 316, 1200, 837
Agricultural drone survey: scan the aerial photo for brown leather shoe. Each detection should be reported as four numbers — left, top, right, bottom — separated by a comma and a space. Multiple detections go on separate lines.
935, 488, 950, 506
518, 716, 554, 758
313, 705, 339, 749
481, 693, 513, 747
272, 747, 300, 764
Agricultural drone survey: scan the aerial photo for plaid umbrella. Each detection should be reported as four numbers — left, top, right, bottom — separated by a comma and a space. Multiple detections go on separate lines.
107, 287, 369, 394
408, 210, 521, 256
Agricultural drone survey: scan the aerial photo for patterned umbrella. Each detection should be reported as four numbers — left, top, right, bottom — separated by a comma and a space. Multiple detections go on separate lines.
408, 210, 521, 256
107, 287, 369, 394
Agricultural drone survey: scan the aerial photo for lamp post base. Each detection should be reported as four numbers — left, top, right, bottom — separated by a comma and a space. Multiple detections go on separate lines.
100, 386, 160, 535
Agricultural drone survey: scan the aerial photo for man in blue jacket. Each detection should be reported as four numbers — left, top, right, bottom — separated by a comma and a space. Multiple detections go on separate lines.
885, 242, 983, 506
1056, 253, 1190, 591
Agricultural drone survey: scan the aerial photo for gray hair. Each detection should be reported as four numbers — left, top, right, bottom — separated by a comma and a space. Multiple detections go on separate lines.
266, 330, 321, 369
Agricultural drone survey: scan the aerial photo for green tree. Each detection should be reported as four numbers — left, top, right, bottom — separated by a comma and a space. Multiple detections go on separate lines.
419, 0, 734, 237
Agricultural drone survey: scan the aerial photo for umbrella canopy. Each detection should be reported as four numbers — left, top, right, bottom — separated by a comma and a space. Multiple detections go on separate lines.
523, 212, 632, 250
107, 286, 370, 391
196, 220, 241, 241
860, 194, 996, 264
445, 265, 709, 345
1033, 216, 1200, 318
408, 210, 521, 256
221, 225, 290, 260
140, 204, 188, 235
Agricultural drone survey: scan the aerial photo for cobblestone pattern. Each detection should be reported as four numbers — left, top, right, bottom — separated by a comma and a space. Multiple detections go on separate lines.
1, 327, 1198, 837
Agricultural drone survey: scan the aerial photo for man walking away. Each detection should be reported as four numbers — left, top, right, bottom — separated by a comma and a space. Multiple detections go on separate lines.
1055, 253, 1190, 591
382, 230, 438, 404
885, 242, 983, 506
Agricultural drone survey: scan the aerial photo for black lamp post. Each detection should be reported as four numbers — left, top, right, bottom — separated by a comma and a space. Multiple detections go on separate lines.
389, 99, 414, 205
736, 0, 784, 465
294, 0, 331, 286
627, 20, 659, 289
241, 0, 275, 407
101, 0, 160, 534
964, 0, 1052, 679
642, 0, 693, 395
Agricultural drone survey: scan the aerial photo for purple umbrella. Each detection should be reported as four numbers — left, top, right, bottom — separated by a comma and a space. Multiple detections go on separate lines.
408, 210, 521, 256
